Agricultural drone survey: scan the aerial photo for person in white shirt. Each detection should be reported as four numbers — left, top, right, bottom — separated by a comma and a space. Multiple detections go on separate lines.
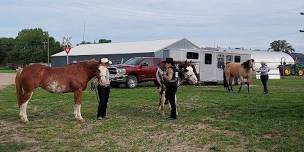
96, 58, 112, 120
257, 62, 270, 94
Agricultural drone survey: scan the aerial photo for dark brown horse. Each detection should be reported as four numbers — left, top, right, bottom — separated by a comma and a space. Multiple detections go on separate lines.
15, 60, 100, 122
223, 59, 255, 93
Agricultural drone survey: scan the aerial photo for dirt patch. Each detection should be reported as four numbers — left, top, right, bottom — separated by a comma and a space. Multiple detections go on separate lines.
0, 120, 41, 151
0, 73, 16, 90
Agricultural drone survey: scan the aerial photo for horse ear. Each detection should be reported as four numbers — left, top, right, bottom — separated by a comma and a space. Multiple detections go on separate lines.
184, 60, 187, 64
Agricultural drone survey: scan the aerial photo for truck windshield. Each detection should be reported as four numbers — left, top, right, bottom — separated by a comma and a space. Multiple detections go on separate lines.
124, 57, 142, 65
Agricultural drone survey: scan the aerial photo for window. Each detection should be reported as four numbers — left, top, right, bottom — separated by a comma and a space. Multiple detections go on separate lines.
234, 56, 241, 63
205, 53, 212, 64
226, 55, 232, 63
187, 52, 199, 59
141, 59, 152, 66
217, 54, 224, 68
124, 57, 142, 65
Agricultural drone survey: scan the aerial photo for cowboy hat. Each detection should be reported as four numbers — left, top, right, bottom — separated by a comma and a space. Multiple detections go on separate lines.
163, 58, 174, 65
260, 61, 266, 65
100, 58, 112, 64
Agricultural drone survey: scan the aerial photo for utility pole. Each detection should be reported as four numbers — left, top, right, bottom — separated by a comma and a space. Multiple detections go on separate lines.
300, 12, 304, 32
42, 32, 50, 66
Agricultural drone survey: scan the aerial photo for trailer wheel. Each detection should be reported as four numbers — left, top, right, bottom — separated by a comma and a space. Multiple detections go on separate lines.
298, 69, 304, 76
284, 67, 291, 76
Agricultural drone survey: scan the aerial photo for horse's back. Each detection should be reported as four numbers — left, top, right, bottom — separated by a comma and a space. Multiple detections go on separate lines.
225, 63, 241, 76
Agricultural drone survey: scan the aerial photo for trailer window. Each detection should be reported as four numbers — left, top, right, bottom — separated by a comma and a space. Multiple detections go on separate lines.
205, 54, 212, 64
187, 52, 199, 59
226, 55, 232, 64
217, 54, 224, 69
234, 56, 241, 63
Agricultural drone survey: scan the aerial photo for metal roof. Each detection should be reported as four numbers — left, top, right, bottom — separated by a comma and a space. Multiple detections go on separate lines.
52, 39, 183, 57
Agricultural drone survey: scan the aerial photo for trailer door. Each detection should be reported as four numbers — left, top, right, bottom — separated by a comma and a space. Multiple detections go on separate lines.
200, 53, 217, 82
216, 54, 225, 81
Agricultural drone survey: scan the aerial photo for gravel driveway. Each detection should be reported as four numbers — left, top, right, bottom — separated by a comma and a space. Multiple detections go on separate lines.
0, 73, 16, 90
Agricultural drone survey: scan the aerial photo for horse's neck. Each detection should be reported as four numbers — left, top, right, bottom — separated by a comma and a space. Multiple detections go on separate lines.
82, 62, 98, 80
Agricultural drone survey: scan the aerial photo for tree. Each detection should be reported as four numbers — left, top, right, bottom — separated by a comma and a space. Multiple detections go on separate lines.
270, 40, 295, 54
98, 39, 111, 43
0, 38, 15, 64
10, 28, 61, 64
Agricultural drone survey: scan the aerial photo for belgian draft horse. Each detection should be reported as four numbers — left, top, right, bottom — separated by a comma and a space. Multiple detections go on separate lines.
223, 59, 255, 93
156, 60, 198, 116
15, 60, 101, 123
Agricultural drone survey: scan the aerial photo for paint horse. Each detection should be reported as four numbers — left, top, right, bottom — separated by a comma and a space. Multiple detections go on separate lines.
156, 60, 198, 116
15, 60, 101, 123
223, 59, 255, 93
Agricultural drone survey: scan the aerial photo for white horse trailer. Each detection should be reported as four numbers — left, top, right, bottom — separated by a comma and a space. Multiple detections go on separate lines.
198, 49, 251, 83
158, 48, 251, 84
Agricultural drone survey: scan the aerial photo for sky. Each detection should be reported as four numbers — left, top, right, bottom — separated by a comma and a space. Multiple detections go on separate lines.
1, 0, 304, 52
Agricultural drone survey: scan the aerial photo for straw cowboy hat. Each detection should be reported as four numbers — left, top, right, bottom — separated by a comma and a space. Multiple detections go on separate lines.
100, 58, 112, 64
260, 61, 266, 65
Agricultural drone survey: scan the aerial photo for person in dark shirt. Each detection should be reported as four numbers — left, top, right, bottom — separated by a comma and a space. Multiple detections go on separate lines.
162, 58, 178, 119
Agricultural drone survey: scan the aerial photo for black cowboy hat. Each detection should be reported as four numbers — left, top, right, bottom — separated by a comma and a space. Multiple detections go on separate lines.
163, 58, 174, 65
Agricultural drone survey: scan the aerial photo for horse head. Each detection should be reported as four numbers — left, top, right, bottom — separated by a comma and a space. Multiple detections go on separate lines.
179, 60, 198, 85
243, 59, 255, 71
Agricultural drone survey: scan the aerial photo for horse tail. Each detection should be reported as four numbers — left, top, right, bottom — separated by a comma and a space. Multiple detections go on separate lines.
223, 66, 228, 88
15, 67, 23, 107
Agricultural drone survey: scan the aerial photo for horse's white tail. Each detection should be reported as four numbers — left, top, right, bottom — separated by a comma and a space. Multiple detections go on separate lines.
15, 67, 23, 107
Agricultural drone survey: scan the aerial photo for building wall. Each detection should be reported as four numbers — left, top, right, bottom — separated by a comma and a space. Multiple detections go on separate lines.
155, 39, 200, 60
51, 38, 200, 67
51, 52, 155, 67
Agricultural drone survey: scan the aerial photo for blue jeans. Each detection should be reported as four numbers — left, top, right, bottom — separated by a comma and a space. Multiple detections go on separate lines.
260, 75, 269, 93
97, 85, 110, 118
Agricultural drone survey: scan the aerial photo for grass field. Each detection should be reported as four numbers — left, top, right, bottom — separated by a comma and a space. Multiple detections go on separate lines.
0, 79, 304, 151
0, 67, 15, 73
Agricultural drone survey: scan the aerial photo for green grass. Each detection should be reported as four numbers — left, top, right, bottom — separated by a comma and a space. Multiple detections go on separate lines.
0, 67, 15, 73
0, 79, 303, 151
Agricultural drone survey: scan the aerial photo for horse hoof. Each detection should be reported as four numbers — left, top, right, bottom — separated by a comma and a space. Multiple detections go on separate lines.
76, 117, 85, 122
20, 116, 29, 123
20, 118, 29, 123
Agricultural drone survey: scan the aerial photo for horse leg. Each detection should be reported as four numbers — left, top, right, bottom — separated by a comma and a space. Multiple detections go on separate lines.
19, 91, 33, 123
159, 87, 166, 116
226, 75, 230, 92
229, 79, 233, 92
238, 77, 244, 93
247, 78, 250, 93
74, 90, 84, 121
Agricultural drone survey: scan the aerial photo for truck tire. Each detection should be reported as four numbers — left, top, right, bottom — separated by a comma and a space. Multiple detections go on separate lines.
284, 67, 291, 76
126, 75, 138, 88
298, 69, 304, 76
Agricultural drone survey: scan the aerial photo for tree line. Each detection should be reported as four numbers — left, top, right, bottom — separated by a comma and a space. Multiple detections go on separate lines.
0, 28, 112, 65
0, 28, 61, 65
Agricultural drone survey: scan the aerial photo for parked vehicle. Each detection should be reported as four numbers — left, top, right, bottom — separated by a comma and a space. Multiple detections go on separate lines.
108, 57, 162, 88
278, 63, 304, 76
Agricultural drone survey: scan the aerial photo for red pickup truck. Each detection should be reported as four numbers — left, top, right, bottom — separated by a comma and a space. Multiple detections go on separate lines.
108, 57, 162, 88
